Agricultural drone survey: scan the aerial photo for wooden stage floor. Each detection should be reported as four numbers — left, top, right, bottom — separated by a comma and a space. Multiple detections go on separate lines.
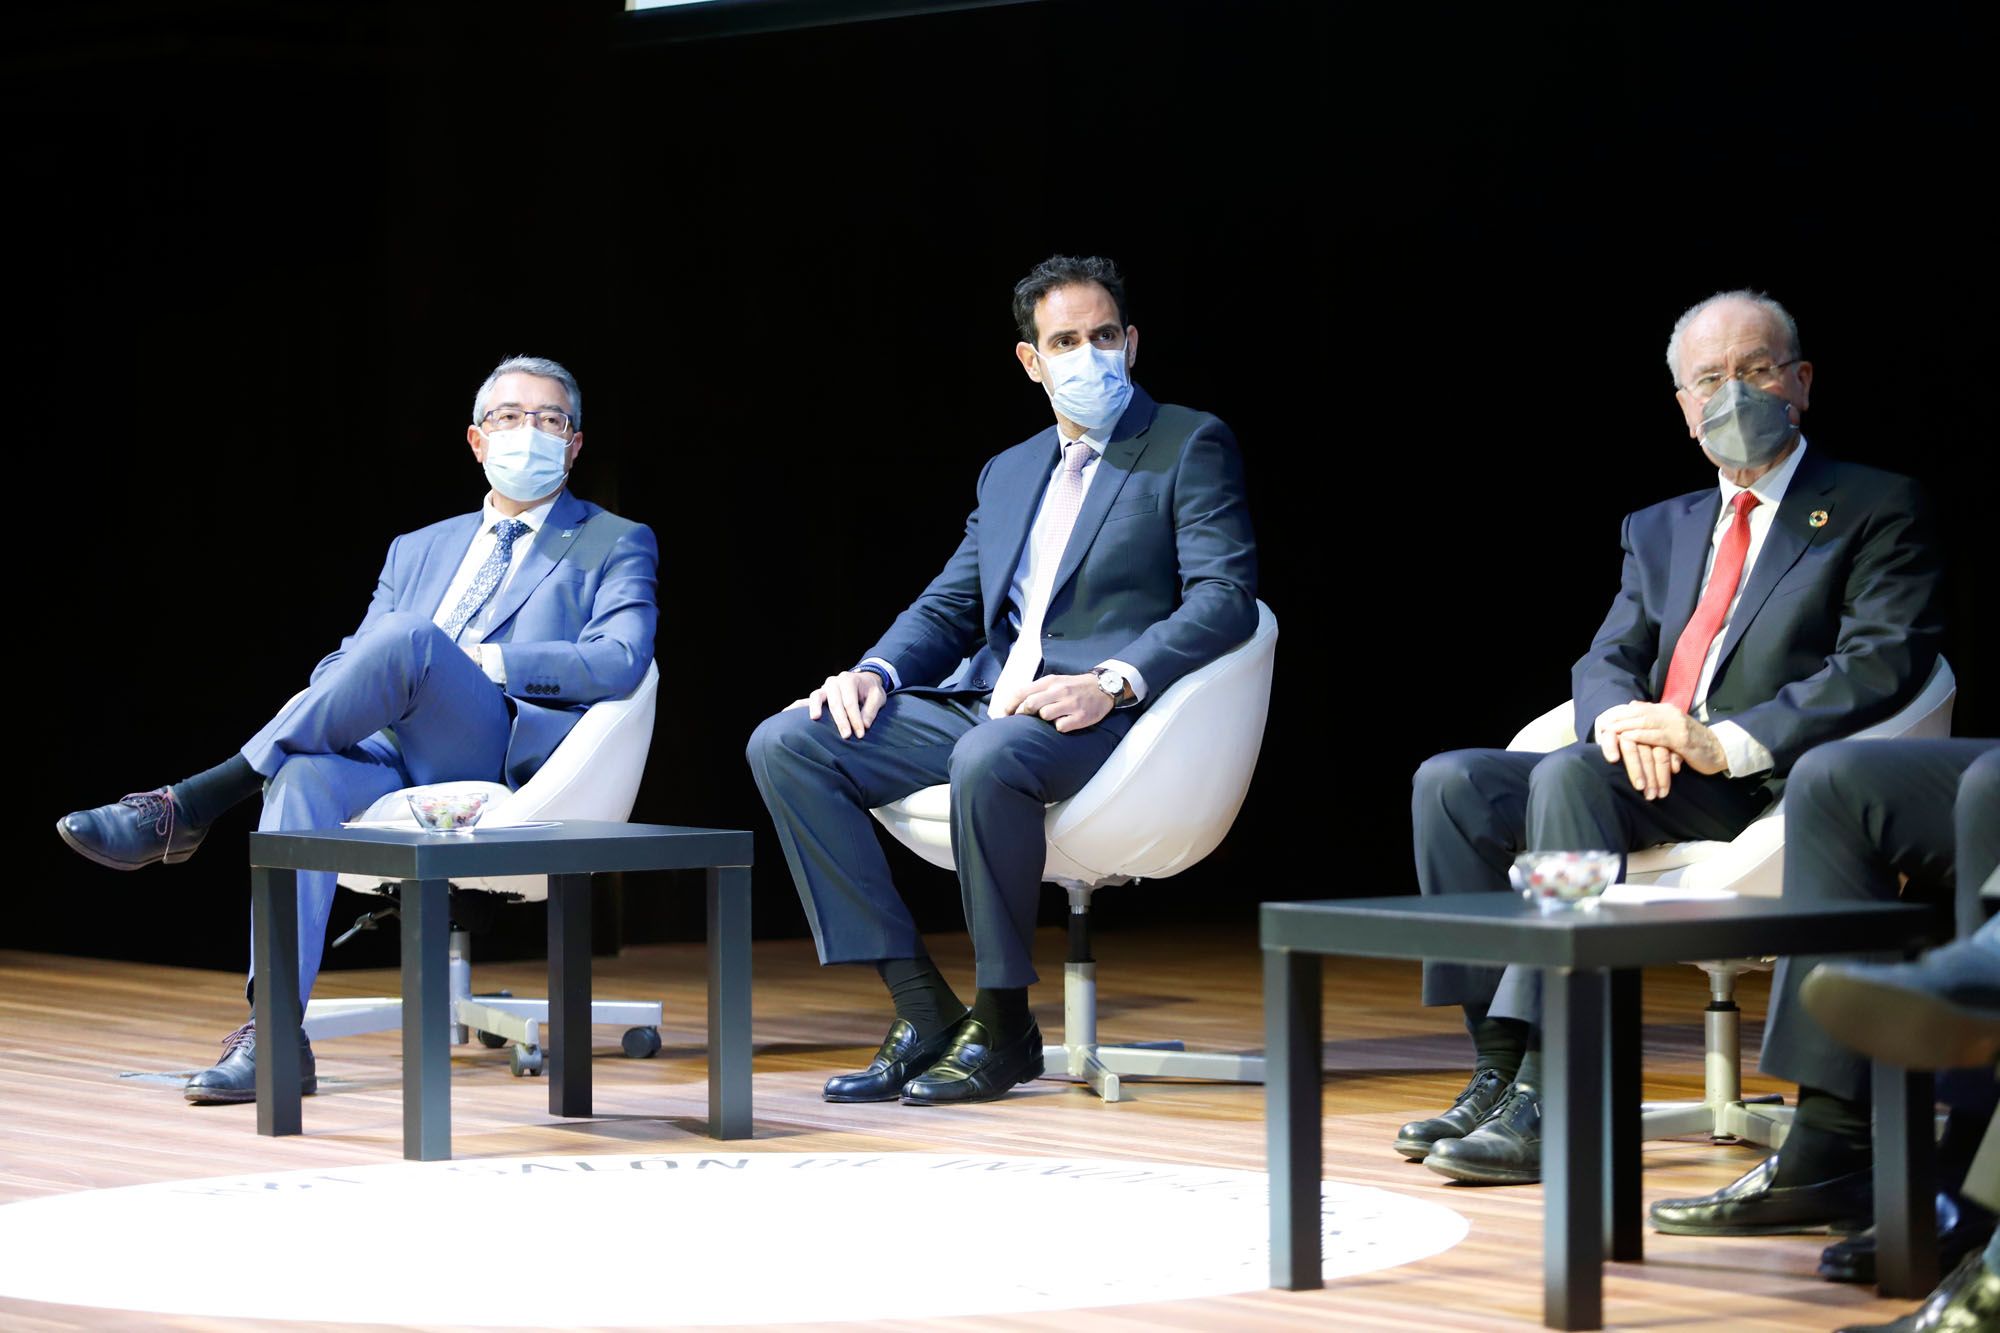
0, 923, 1924, 1331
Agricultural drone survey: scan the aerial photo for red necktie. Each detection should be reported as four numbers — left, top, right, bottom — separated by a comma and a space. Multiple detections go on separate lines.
1659, 490, 1761, 714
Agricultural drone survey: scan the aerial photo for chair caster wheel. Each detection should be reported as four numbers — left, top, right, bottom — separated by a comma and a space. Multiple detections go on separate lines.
510, 1044, 544, 1077
622, 1026, 663, 1058
476, 1029, 508, 1049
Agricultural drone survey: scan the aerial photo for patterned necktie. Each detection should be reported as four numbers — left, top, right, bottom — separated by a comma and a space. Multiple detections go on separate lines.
441, 519, 531, 642
989, 441, 1094, 717
1660, 490, 1761, 713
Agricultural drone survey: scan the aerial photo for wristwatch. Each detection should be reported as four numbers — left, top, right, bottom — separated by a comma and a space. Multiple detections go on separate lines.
1092, 667, 1129, 704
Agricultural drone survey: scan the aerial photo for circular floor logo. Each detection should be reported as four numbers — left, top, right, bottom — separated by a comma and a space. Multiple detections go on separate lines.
0, 1153, 1467, 1325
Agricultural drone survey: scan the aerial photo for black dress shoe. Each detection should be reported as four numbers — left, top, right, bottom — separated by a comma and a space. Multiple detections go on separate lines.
823, 1017, 964, 1103
1394, 1067, 1511, 1160
1425, 1082, 1541, 1184
901, 1018, 1044, 1105
185, 1021, 317, 1104
1650, 1152, 1872, 1236
1804, 943, 2000, 1072
1820, 1194, 1993, 1284
57, 787, 208, 871
1835, 1249, 2000, 1332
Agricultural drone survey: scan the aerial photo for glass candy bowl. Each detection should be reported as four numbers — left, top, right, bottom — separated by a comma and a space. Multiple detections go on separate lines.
1509, 849, 1620, 915
406, 790, 491, 835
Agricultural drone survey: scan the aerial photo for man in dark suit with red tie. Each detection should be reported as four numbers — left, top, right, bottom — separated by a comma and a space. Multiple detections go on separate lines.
746, 255, 1258, 1106
1396, 291, 1945, 1198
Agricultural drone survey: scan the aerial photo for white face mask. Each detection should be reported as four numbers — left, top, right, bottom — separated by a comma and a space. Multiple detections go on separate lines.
1036, 341, 1133, 432
480, 425, 570, 502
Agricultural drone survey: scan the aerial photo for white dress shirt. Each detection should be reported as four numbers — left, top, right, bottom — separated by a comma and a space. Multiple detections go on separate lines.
431, 493, 557, 685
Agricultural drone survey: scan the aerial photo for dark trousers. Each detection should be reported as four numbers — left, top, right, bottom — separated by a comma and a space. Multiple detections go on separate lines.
746, 692, 1132, 989
1411, 741, 1771, 1020
1760, 738, 2000, 1101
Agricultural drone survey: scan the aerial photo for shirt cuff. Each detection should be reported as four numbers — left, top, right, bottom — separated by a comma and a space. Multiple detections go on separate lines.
859, 656, 901, 690
479, 643, 508, 686
1099, 659, 1148, 703
1710, 720, 1772, 778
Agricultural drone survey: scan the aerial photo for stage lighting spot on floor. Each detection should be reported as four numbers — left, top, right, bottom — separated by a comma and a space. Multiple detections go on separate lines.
0, 1153, 1467, 1325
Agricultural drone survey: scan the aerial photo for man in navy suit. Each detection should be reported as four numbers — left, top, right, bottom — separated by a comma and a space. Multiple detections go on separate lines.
58, 355, 659, 1102
747, 255, 1258, 1105
1398, 292, 1944, 1192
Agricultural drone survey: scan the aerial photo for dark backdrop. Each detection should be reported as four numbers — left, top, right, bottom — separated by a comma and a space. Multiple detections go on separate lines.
13, 1, 1989, 978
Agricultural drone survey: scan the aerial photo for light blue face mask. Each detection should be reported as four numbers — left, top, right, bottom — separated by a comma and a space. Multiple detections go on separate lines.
480, 425, 570, 502
1036, 341, 1133, 432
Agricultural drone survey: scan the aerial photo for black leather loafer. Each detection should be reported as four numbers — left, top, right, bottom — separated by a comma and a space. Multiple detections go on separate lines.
1650, 1153, 1872, 1236
185, 1021, 317, 1104
823, 1017, 964, 1103
1425, 1083, 1542, 1184
1820, 1194, 1993, 1284
1835, 1249, 2000, 1332
901, 1018, 1044, 1105
1394, 1067, 1511, 1160
57, 787, 208, 871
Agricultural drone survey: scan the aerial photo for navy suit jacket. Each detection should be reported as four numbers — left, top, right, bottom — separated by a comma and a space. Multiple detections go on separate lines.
1571, 447, 1943, 791
310, 488, 659, 788
864, 386, 1258, 706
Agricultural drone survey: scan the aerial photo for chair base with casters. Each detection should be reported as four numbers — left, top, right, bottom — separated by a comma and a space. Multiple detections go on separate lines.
299, 660, 667, 1078
303, 922, 663, 1078
1508, 655, 1956, 1146
871, 603, 1279, 1103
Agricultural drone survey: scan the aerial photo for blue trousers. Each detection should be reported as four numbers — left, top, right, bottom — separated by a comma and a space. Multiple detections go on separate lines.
746, 692, 1131, 989
1410, 741, 1771, 1022
240, 612, 512, 1006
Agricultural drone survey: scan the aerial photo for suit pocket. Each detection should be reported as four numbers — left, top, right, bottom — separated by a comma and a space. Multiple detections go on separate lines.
1104, 494, 1160, 522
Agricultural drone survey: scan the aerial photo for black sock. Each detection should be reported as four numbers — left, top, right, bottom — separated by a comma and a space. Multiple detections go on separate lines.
1465, 1003, 1529, 1080
1513, 1045, 1543, 1092
174, 755, 263, 829
969, 987, 1032, 1041
875, 957, 965, 1039
1774, 1086, 1873, 1186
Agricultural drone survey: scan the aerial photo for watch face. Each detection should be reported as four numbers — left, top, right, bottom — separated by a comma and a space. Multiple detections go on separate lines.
1097, 670, 1124, 696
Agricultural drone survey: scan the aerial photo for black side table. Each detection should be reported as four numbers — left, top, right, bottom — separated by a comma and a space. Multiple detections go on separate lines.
1262, 893, 1938, 1331
249, 820, 753, 1161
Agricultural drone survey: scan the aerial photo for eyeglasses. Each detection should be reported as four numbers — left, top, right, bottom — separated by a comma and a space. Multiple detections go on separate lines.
1682, 359, 1800, 400
479, 408, 574, 436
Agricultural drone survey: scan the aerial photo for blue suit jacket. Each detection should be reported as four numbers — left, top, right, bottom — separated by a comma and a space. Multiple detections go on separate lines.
1571, 448, 1943, 790
311, 488, 659, 788
864, 386, 1258, 705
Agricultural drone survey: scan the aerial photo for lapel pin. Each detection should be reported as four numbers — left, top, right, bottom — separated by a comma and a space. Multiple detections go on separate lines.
1808, 509, 1829, 529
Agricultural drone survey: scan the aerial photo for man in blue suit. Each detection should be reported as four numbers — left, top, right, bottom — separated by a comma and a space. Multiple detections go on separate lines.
58, 355, 659, 1102
747, 255, 1258, 1105
1399, 292, 1944, 1190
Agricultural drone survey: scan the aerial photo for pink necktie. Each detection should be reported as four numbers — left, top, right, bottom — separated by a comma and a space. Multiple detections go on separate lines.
989, 441, 1093, 717
1660, 490, 1760, 713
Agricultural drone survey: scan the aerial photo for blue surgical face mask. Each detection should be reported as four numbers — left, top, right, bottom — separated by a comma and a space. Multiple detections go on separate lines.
480, 425, 570, 502
1699, 378, 1798, 471
1036, 341, 1133, 433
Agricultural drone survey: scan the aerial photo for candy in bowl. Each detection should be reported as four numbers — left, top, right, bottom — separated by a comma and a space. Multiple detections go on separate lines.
1509, 849, 1620, 914
405, 790, 491, 834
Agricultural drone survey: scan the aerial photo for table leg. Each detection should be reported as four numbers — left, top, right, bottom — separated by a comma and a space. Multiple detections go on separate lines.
400, 877, 451, 1161
1605, 968, 1642, 1263
1873, 1059, 1939, 1298
548, 872, 592, 1118
251, 865, 302, 1138
706, 865, 753, 1139
1265, 944, 1323, 1291
1544, 966, 1607, 1330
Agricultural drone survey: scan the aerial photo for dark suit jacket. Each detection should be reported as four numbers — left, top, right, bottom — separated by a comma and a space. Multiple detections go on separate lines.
310, 488, 659, 788
1572, 447, 1943, 790
864, 386, 1258, 707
